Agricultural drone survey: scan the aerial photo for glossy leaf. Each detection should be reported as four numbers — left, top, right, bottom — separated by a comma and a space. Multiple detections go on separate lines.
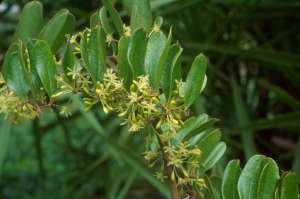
276, 172, 299, 199
127, 29, 147, 78
2, 44, 29, 97
222, 160, 241, 199
13, 1, 43, 41
174, 114, 208, 144
257, 158, 280, 199
61, 40, 76, 81
130, 0, 152, 30
26, 40, 44, 96
161, 43, 182, 99
39, 9, 75, 52
153, 29, 172, 89
202, 142, 226, 172
197, 129, 222, 166
90, 11, 100, 28
102, 0, 124, 36
238, 155, 265, 199
29, 40, 57, 96
184, 54, 208, 107
99, 7, 113, 34
117, 36, 132, 88
81, 28, 106, 82
144, 31, 167, 87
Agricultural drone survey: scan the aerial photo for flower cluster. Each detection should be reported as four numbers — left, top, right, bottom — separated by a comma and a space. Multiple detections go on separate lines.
0, 88, 39, 124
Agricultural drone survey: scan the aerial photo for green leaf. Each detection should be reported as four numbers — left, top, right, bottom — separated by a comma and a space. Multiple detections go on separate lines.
144, 31, 167, 87
127, 28, 147, 78
117, 36, 132, 88
39, 9, 75, 52
29, 40, 57, 96
90, 11, 100, 28
13, 1, 43, 41
174, 114, 209, 144
222, 160, 241, 199
26, 40, 43, 96
102, 0, 124, 36
153, 29, 172, 89
276, 172, 299, 199
238, 155, 265, 199
196, 129, 222, 165
99, 7, 113, 34
2, 44, 30, 97
257, 158, 280, 199
81, 27, 107, 82
130, 0, 152, 30
161, 43, 182, 99
61, 40, 76, 81
184, 54, 208, 108
154, 16, 164, 28
202, 142, 226, 172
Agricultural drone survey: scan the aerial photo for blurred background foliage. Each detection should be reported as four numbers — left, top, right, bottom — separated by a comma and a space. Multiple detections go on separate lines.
1, 0, 300, 198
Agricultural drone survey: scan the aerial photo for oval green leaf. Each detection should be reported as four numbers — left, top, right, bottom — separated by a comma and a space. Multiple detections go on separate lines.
39, 9, 75, 52
117, 36, 132, 88
102, 0, 124, 36
127, 28, 147, 78
2, 44, 29, 97
222, 160, 241, 199
13, 1, 43, 41
238, 155, 265, 199
184, 54, 208, 108
257, 158, 280, 199
144, 31, 167, 88
29, 40, 57, 96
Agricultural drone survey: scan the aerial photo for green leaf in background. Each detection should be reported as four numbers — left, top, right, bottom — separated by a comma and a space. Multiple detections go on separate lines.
259, 79, 300, 110
222, 160, 241, 199
0, 121, 12, 180
161, 43, 182, 100
127, 28, 147, 78
117, 36, 132, 88
2, 44, 29, 97
130, 0, 152, 31
144, 31, 167, 87
81, 27, 106, 82
257, 158, 279, 199
99, 7, 113, 35
39, 9, 75, 52
238, 155, 264, 199
29, 40, 57, 96
230, 72, 256, 159
102, 0, 124, 36
276, 172, 299, 199
12, 1, 43, 41
184, 54, 208, 108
